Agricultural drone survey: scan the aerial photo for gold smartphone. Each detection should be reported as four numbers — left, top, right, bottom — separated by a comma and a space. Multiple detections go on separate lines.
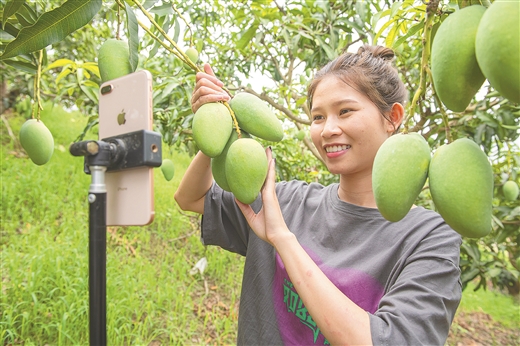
98, 70, 154, 226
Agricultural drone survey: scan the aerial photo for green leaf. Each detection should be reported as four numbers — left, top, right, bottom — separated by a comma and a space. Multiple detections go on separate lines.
0, 21, 20, 39
236, 21, 259, 51
374, 17, 395, 43
125, 2, 139, 72
390, 1, 404, 18
0, 0, 102, 60
55, 67, 72, 84
316, 36, 335, 60
14, 3, 38, 27
82, 62, 100, 78
393, 19, 424, 48
2, 0, 26, 29
45, 58, 75, 70
461, 267, 480, 284
3, 58, 37, 73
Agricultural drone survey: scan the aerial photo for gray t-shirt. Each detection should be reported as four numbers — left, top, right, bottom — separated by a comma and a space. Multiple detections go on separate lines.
202, 180, 462, 345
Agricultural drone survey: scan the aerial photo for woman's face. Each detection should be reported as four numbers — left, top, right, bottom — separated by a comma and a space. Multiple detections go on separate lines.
309, 75, 394, 177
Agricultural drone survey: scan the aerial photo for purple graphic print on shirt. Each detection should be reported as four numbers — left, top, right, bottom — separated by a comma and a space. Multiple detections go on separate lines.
273, 247, 384, 345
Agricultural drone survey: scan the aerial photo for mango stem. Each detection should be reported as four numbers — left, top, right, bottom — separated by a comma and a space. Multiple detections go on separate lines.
222, 102, 241, 138
403, 0, 439, 133
33, 49, 44, 120
129, 0, 201, 72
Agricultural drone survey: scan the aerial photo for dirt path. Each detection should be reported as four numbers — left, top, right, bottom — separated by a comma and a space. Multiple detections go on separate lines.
447, 310, 520, 346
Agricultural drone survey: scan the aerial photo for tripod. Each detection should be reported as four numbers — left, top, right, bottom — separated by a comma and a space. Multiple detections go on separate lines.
70, 130, 161, 345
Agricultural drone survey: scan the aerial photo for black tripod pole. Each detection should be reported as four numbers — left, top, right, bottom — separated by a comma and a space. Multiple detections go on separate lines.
88, 165, 107, 346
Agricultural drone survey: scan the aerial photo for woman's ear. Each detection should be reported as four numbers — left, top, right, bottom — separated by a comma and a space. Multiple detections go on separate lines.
386, 103, 404, 133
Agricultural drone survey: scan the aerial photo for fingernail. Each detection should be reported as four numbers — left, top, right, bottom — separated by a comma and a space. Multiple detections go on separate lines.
268, 146, 272, 151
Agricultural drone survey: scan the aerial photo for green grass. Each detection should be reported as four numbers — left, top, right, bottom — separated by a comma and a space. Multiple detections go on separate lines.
459, 282, 519, 329
1, 104, 244, 345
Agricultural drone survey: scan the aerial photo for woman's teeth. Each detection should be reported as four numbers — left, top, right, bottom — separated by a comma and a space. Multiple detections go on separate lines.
325, 145, 351, 153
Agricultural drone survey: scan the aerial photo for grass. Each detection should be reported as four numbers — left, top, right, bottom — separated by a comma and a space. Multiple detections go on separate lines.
458, 281, 519, 329
2, 104, 519, 345
1, 104, 244, 345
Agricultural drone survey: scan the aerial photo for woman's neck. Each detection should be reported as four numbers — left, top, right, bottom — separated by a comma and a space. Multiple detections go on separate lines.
337, 172, 377, 208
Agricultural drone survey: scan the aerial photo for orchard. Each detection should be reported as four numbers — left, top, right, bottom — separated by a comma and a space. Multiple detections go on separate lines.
1, 0, 519, 343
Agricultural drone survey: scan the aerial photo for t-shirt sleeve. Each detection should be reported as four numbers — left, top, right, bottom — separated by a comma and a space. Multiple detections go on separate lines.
369, 224, 462, 346
201, 182, 262, 256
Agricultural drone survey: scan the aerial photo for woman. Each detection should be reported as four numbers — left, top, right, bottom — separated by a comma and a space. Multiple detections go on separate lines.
175, 45, 462, 345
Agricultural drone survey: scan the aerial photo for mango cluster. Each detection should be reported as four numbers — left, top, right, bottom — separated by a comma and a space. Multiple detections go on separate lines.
431, 0, 519, 112
373, 134, 493, 238
192, 92, 284, 204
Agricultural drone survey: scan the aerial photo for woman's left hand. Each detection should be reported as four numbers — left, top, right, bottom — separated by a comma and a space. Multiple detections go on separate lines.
235, 147, 291, 246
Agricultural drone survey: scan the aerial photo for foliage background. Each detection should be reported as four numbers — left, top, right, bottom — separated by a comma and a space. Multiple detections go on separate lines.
1, 0, 519, 344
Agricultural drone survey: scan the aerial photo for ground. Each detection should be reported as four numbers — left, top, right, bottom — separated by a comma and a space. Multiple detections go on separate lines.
447, 310, 520, 346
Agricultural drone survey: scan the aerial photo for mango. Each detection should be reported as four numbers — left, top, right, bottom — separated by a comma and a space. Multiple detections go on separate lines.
373, 133, 431, 222
225, 138, 268, 204
192, 102, 233, 158
185, 47, 199, 64
503, 180, 519, 201
475, 0, 520, 103
431, 5, 486, 112
211, 130, 251, 192
429, 138, 493, 238
19, 119, 54, 165
98, 39, 133, 83
229, 92, 284, 142
160, 159, 175, 181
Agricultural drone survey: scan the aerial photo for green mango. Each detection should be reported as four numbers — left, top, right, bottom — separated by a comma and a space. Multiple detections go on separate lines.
229, 92, 284, 142
225, 138, 268, 204
431, 5, 486, 112
160, 159, 175, 181
211, 130, 251, 192
192, 102, 233, 158
475, 0, 520, 103
373, 133, 431, 222
98, 39, 133, 83
503, 180, 519, 201
185, 47, 199, 63
19, 119, 54, 166
429, 138, 493, 238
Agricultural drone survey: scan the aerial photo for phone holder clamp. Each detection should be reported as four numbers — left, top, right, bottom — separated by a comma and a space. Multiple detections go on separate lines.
70, 129, 162, 172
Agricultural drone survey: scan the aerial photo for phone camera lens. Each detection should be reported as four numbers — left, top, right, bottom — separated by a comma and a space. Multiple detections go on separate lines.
101, 85, 113, 95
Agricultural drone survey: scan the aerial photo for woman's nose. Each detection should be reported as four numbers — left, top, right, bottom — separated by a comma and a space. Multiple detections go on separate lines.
322, 117, 342, 138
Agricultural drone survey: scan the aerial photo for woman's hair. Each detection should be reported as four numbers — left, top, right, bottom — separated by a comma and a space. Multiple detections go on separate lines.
307, 45, 408, 127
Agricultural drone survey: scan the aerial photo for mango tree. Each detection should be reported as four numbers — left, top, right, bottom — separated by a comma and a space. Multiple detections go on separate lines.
1, 0, 518, 294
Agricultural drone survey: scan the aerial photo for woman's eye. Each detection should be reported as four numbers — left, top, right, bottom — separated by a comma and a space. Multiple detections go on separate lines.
312, 115, 324, 121
340, 109, 351, 115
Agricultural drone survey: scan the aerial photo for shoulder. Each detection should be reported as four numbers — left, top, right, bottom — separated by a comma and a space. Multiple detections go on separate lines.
400, 206, 462, 261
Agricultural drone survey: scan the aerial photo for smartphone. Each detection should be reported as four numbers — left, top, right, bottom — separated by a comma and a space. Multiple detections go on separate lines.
98, 70, 154, 226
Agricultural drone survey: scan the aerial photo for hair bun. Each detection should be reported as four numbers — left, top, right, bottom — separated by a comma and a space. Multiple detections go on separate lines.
357, 45, 395, 61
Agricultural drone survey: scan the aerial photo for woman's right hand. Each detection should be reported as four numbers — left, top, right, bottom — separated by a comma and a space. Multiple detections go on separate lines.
191, 63, 230, 113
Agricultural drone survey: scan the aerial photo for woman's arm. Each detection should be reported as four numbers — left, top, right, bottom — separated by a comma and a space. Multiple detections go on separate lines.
174, 64, 230, 214
236, 151, 373, 345
174, 151, 213, 214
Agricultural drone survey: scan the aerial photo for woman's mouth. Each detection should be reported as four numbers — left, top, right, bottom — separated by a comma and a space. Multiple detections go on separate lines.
325, 144, 351, 153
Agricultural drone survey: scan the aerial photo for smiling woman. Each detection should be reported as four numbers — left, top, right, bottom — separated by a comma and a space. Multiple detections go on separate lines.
175, 45, 462, 346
